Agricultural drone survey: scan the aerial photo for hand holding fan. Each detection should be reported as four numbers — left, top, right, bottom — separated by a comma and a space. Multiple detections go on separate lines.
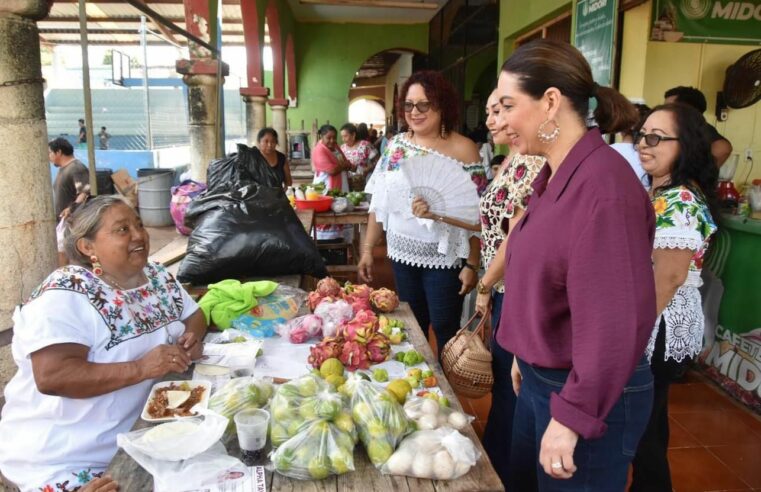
401, 154, 480, 224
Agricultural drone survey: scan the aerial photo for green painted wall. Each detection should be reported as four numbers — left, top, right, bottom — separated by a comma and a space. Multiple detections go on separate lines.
463, 45, 497, 100
288, 22, 428, 129
497, 0, 571, 65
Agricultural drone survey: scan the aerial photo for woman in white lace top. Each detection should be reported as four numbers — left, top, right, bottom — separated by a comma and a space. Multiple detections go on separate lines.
630, 103, 718, 491
359, 70, 484, 354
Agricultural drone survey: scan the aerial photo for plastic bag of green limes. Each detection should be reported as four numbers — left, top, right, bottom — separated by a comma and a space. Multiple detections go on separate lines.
271, 419, 355, 480
208, 376, 274, 437
348, 377, 412, 467
269, 374, 356, 448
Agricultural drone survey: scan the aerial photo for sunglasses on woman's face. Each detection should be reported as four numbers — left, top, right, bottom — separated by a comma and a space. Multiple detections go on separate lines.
634, 132, 679, 147
403, 101, 432, 113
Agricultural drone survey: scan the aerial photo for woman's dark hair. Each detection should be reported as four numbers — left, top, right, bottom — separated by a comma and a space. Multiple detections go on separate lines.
648, 103, 719, 217
356, 123, 370, 141
257, 127, 278, 143
340, 123, 357, 136
490, 154, 506, 167
624, 103, 652, 139
318, 124, 337, 137
501, 39, 637, 134
398, 70, 460, 135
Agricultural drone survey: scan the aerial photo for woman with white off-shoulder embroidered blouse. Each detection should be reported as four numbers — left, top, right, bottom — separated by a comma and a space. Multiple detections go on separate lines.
358, 71, 486, 354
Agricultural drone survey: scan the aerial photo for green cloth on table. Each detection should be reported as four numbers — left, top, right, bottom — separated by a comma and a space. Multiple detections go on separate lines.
198, 279, 278, 329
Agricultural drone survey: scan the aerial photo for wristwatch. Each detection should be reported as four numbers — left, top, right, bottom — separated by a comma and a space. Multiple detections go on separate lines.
476, 280, 491, 295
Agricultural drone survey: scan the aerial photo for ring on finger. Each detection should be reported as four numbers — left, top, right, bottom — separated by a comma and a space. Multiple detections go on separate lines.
551, 462, 563, 470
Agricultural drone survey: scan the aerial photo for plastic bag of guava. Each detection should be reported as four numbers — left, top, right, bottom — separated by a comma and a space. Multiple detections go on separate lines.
269, 374, 354, 448
348, 377, 411, 467
380, 427, 480, 480
403, 396, 474, 431
270, 419, 355, 480
208, 376, 274, 436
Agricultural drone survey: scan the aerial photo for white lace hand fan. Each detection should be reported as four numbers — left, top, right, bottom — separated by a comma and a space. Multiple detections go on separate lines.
400, 154, 480, 225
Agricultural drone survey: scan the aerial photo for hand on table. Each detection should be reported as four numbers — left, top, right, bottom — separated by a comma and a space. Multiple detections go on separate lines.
137, 344, 191, 379
81, 475, 119, 492
177, 331, 203, 360
411, 197, 435, 220
459, 266, 477, 295
539, 418, 579, 480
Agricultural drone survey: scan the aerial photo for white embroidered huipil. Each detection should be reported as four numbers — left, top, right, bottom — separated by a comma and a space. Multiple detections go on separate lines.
646, 186, 717, 363
0, 262, 198, 491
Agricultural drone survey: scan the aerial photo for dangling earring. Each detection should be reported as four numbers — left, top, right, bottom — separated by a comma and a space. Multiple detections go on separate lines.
90, 255, 103, 276
537, 119, 560, 144
440, 123, 448, 139
407, 128, 414, 139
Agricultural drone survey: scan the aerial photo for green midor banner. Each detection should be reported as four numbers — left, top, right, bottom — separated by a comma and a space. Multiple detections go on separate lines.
651, 0, 761, 45
574, 0, 618, 87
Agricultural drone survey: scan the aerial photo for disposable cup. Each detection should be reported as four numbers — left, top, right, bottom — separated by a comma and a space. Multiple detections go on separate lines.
234, 409, 269, 465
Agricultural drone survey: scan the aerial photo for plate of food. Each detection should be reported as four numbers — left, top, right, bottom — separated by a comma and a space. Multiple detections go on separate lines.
141, 380, 211, 422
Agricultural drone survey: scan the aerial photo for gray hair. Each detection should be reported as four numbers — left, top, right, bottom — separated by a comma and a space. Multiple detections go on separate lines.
63, 195, 136, 266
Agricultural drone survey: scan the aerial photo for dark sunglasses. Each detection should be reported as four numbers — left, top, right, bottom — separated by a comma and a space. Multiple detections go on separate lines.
634, 132, 679, 147
403, 101, 432, 113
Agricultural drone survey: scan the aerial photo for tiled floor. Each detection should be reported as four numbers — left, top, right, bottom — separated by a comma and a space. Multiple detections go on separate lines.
149, 228, 761, 491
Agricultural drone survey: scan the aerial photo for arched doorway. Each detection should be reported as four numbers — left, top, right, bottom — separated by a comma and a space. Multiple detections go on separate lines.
348, 49, 420, 131
348, 98, 386, 130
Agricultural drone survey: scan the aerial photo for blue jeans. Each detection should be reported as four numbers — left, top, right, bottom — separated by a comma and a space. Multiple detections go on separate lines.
483, 290, 515, 488
509, 358, 653, 491
390, 260, 464, 356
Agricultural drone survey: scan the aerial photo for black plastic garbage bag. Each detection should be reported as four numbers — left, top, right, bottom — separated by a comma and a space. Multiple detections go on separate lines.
177, 184, 327, 285
206, 143, 283, 194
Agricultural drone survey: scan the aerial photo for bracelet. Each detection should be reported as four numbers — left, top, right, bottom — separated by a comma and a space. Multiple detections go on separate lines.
463, 262, 478, 272
477, 280, 491, 295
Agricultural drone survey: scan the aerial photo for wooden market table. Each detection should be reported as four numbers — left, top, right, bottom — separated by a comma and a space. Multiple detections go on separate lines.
106, 302, 505, 491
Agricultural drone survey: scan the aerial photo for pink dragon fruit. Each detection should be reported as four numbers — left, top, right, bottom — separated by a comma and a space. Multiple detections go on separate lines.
337, 310, 378, 343
366, 332, 391, 363
342, 282, 373, 301
315, 277, 342, 297
369, 288, 400, 313
339, 340, 371, 371
343, 294, 372, 315
308, 336, 345, 368
308, 293, 337, 312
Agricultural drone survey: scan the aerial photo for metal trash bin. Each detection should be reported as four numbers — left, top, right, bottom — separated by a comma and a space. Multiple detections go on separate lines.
137, 168, 175, 226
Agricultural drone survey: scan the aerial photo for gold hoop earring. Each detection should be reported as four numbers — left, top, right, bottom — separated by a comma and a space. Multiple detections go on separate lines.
537, 119, 560, 144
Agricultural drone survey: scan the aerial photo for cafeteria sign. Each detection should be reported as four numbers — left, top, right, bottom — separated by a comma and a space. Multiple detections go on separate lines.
574, 0, 618, 87
651, 0, 761, 44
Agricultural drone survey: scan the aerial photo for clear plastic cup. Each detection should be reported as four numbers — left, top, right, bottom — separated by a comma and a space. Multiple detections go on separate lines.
234, 408, 270, 465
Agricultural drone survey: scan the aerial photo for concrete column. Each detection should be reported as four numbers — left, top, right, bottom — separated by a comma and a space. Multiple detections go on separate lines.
0, 1, 57, 330
183, 74, 219, 181
242, 95, 267, 147
269, 101, 289, 154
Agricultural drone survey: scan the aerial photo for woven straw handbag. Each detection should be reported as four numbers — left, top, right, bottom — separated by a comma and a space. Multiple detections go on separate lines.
441, 312, 494, 399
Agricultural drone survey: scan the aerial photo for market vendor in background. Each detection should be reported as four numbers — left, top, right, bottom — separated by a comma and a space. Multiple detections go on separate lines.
312, 124, 353, 243
495, 40, 656, 490
630, 103, 718, 491
255, 127, 292, 188
664, 86, 733, 167
340, 122, 379, 191
0, 195, 206, 490
359, 70, 484, 355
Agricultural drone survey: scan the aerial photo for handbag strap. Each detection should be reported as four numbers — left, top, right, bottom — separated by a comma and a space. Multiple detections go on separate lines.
451, 311, 490, 359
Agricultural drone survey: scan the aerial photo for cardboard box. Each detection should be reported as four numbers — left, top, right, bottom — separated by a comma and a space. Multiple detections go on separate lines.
111, 169, 138, 208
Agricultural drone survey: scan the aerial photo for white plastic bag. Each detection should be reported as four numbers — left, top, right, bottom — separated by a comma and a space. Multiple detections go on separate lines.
403, 397, 473, 431
313, 300, 353, 337
381, 427, 480, 480
270, 420, 355, 480
117, 408, 228, 461
275, 314, 323, 343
